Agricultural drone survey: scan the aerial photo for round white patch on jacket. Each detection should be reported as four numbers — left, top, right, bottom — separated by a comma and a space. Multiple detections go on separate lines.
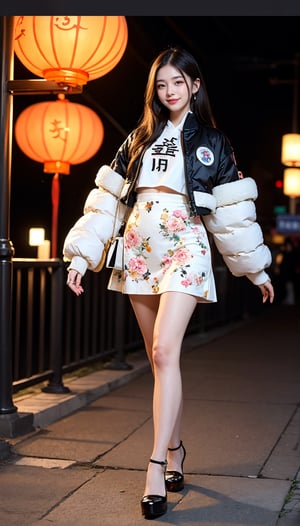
196, 146, 214, 166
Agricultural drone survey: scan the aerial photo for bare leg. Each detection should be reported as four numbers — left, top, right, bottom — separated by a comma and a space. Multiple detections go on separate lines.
129, 294, 159, 372
130, 291, 197, 496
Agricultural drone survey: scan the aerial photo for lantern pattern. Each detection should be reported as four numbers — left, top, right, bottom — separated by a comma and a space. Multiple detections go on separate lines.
14, 95, 104, 257
14, 16, 128, 86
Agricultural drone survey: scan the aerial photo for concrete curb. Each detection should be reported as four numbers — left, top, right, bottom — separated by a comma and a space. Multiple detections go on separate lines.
13, 319, 246, 430
14, 352, 150, 429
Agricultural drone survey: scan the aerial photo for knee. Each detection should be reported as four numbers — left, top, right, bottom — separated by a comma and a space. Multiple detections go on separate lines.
152, 343, 172, 369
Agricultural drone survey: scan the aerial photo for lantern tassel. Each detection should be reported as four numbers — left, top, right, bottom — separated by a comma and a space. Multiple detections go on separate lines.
51, 173, 60, 258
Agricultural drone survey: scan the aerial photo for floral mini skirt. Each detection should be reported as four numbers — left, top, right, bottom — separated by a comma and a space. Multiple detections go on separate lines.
107, 192, 217, 303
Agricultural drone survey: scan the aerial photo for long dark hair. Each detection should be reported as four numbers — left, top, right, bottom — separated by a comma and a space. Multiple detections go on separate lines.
127, 47, 216, 174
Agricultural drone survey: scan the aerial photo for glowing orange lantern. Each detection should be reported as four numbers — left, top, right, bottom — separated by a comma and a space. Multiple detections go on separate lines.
14, 15, 128, 87
281, 133, 300, 167
15, 95, 104, 257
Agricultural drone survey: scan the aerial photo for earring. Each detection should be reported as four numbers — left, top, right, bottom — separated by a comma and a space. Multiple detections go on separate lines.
193, 93, 197, 100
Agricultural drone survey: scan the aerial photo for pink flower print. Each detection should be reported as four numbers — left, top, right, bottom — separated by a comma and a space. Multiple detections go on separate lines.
173, 247, 191, 265
128, 256, 148, 276
125, 230, 141, 249
173, 209, 188, 220
165, 216, 186, 233
181, 275, 193, 288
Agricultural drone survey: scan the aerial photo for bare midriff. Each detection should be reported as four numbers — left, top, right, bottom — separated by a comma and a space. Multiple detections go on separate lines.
136, 186, 184, 195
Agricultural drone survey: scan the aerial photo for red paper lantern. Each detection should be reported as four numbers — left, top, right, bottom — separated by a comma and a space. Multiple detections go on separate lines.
14, 16, 128, 87
15, 95, 104, 257
15, 95, 104, 173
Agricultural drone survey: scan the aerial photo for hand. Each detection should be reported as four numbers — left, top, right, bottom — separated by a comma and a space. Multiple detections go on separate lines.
258, 280, 274, 304
67, 269, 84, 296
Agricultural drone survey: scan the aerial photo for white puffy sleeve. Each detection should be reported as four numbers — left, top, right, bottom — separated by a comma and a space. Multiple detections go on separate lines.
202, 177, 272, 285
63, 165, 128, 276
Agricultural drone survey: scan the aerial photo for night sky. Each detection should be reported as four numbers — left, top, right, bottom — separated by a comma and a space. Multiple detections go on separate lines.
10, 16, 300, 257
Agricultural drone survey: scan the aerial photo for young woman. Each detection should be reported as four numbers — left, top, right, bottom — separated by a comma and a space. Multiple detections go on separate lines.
63, 47, 274, 520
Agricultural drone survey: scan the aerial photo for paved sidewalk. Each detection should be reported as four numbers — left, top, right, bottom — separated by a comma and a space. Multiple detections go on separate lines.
0, 303, 300, 525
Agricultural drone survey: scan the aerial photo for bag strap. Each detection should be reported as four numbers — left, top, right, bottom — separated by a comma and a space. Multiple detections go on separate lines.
110, 179, 131, 241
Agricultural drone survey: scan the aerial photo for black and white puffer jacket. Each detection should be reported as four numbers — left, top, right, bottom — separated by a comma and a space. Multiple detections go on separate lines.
63, 113, 272, 286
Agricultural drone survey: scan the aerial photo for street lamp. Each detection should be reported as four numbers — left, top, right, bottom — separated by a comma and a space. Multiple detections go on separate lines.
281, 133, 300, 167
29, 227, 51, 258
281, 54, 300, 214
12, 15, 128, 257
0, 15, 128, 436
283, 168, 300, 214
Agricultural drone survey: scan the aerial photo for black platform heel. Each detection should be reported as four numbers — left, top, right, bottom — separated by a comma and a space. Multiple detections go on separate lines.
165, 441, 186, 492
141, 458, 168, 519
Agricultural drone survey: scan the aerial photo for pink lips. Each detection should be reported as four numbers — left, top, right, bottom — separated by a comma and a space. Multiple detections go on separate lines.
167, 99, 179, 105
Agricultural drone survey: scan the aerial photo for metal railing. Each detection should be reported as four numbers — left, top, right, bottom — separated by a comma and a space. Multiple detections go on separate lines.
10, 255, 263, 396
12, 258, 143, 393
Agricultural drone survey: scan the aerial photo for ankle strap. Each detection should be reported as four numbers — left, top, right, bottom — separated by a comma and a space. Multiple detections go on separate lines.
149, 458, 167, 467
168, 440, 183, 452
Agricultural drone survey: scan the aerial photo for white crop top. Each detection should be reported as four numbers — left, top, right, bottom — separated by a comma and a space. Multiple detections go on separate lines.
136, 113, 190, 194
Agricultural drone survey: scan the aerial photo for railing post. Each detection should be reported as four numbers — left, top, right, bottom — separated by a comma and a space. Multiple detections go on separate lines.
105, 293, 133, 371
0, 17, 34, 437
0, 16, 15, 417
42, 259, 70, 393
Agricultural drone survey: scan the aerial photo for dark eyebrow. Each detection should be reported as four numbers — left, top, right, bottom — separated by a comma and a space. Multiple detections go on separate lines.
156, 74, 183, 83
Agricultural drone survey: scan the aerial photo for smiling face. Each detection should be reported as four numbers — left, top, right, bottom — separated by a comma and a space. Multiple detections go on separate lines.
155, 64, 200, 126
